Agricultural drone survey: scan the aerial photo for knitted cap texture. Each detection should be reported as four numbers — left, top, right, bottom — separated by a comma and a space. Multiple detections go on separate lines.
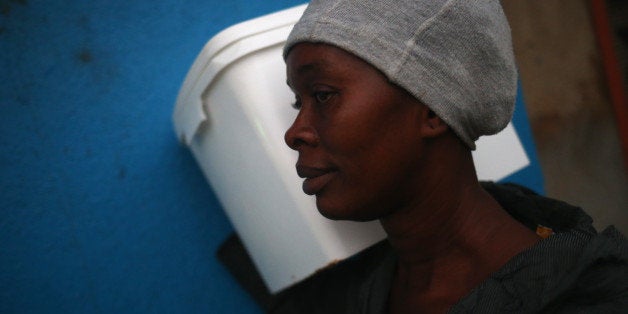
283, 0, 518, 149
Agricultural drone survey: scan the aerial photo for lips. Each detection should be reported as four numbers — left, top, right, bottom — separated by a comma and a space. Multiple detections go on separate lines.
296, 165, 337, 195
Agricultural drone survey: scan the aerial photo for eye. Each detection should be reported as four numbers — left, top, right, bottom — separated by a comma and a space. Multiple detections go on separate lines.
291, 96, 302, 110
314, 91, 334, 103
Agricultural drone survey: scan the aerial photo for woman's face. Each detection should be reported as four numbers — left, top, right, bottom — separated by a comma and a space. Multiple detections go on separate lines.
285, 43, 428, 221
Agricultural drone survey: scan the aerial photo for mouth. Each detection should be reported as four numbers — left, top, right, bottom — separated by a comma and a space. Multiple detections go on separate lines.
296, 165, 337, 195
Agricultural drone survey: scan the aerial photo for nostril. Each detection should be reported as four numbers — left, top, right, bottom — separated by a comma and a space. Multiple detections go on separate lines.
291, 138, 306, 149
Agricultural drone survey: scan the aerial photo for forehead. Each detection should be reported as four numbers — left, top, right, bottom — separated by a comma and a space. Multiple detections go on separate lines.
285, 43, 378, 83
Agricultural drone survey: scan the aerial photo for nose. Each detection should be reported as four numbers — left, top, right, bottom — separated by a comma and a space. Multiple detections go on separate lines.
284, 109, 319, 150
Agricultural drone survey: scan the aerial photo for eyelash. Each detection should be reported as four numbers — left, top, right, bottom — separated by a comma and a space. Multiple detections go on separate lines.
291, 96, 302, 109
291, 91, 335, 110
314, 91, 334, 103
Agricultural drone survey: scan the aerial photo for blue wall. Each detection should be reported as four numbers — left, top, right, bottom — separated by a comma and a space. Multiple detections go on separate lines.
0, 1, 543, 313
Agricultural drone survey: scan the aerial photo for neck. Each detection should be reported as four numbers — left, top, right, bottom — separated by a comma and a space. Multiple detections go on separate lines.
382, 180, 538, 280
381, 136, 540, 313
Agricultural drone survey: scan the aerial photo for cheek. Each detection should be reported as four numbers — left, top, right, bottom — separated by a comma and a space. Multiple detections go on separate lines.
341, 146, 416, 198
347, 127, 425, 201
315, 138, 423, 220
322, 102, 423, 179
317, 110, 381, 155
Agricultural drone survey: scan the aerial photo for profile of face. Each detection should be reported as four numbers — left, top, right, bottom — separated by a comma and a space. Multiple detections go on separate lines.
284, 43, 433, 221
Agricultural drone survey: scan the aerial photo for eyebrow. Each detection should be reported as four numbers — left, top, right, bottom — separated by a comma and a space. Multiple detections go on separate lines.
286, 61, 330, 88
295, 62, 322, 74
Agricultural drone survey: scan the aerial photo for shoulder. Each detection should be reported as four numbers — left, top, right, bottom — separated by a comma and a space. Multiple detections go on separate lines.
455, 183, 628, 313
543, 226, 628, 313
453, 226, 628, 313
269, 240, 394, 314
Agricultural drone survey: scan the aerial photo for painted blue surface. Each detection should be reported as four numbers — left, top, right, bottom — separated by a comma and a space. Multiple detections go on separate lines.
0, 1, 543, 313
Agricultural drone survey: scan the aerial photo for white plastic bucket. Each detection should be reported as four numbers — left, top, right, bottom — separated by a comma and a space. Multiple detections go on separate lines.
173, 4, 530, 293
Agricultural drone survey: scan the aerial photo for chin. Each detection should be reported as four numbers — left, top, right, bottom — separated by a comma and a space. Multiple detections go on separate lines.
316, 199, 381, 222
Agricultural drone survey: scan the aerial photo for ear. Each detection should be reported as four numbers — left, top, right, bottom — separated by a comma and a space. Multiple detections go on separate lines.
420, 109, 449, 138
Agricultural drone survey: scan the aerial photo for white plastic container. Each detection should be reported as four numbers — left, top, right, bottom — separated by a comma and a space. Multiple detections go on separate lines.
173, 4, 530, 293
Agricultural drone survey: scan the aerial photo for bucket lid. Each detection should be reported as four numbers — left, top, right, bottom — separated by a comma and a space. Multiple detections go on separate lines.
173, 4, 307, 145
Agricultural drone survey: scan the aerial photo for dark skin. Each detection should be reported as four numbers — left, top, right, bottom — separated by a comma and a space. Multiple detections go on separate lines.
383, 133, 541, 313
285, 43, 540, 314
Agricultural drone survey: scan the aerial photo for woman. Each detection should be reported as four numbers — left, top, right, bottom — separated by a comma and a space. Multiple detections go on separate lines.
273, 0, 628, 313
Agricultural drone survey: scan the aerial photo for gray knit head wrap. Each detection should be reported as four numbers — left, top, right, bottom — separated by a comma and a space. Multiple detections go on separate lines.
283, 0, 517, 150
